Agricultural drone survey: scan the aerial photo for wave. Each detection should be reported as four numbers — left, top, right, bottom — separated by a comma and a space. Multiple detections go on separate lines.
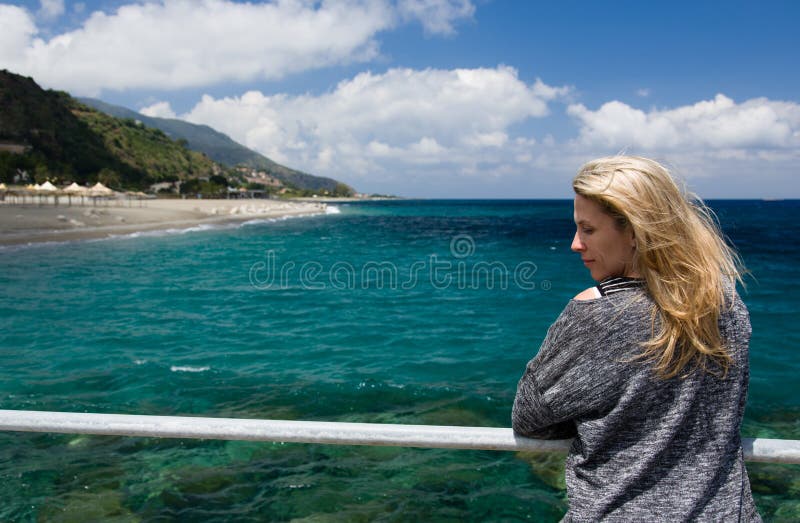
119, 223, 222, 239
170, 365, 211, 373
240, 212, 318, 226
0, 239, 68, 252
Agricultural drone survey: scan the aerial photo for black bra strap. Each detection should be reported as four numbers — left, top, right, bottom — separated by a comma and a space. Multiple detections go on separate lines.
597, 276, 646, 296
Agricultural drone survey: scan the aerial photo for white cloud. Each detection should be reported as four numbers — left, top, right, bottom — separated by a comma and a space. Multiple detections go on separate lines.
38, 0, 65, 19
140, 101, 176, 119
463, 131, 508, 148
567, 94, 800, 151
0, 5, 37, 56
0, 0, 395, 95
183, 66, 567, 184
636, 88, 650, 97
397, 0, 474, 35
531, 78, 572, 101
0, 0, 476, 96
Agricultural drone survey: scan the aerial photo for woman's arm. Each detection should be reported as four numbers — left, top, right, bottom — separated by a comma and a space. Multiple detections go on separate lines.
512, 362, 578, 439
511, 300, 625, 439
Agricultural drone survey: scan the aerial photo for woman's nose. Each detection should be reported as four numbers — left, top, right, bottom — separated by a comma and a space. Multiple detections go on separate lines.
571, 231, 584, 252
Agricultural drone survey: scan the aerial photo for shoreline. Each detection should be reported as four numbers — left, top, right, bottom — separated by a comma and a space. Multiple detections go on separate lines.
0, 198, 328, 246
290, 196, 400, 202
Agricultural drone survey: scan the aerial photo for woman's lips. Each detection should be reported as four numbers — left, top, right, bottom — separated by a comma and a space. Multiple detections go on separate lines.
582, 259, 594, 266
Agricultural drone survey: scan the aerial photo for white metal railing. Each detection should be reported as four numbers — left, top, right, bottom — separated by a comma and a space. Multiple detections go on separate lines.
1, 410, 798, 464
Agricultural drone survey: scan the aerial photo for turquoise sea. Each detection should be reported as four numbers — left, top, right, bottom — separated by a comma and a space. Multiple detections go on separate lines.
0, 199, 798, 521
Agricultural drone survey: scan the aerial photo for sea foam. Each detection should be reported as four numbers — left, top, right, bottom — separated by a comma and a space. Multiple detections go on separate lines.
170, 365, 210, 373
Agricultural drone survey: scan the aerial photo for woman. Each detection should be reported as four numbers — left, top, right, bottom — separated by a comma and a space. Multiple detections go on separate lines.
512, 156, 760, 521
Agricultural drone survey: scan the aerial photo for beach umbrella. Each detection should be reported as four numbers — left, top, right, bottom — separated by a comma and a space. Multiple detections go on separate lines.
132, 191, 149, 207
64, 182, 89, 206
34, 181, 59, 205
89, 182, 114, 196
89, 182, 114, 207
123, 190, 142, 207
18, 184, 37, 204
64, 182, 87, 194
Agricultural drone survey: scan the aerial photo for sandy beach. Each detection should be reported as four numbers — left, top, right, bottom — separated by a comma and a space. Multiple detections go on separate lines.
0, 198, 328, 246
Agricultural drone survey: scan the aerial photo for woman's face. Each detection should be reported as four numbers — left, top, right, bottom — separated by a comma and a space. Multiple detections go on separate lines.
571, 194, 638, 282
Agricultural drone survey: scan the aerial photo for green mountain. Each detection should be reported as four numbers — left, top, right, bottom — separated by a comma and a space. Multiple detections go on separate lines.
0, 69, 221, 190
0, 69, 353, 196
79, 97, 350, 194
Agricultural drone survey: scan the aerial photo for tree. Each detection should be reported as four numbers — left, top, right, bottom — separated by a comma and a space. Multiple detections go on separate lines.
180, 178, 201, 195
0, 152, 22, 182
33, 163, 50, 183
333, 182, 354, 197
97, 167, 121, 189
210, 174, 228, 187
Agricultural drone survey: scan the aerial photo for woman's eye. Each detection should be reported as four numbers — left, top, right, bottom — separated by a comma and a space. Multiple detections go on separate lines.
582, 228, 594, 234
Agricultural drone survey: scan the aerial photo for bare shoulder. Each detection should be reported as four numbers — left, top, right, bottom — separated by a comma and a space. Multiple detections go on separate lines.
573, 287, 600, 301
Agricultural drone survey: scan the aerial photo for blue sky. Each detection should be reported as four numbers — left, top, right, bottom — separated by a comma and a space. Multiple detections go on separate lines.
1, 0, 798, 198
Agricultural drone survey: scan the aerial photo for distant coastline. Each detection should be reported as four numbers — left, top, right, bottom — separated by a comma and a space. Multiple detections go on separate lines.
290, 195, 400, 203
0, 198, 328, 246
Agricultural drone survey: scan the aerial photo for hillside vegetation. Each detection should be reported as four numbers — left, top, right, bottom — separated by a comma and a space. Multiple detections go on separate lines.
1, 70, 354, 196
0, 71, 145, 187
79, 97, 351, 194
72, 104, 220, 186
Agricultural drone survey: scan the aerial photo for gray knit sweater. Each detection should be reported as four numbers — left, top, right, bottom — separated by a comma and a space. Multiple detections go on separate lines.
512, 285, 761, 522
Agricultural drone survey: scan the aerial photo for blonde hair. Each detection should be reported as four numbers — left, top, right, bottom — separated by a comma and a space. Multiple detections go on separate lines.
573, 156, 745, 378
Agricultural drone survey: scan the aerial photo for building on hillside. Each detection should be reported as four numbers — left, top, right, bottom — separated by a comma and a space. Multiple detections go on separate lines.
236, 166, 282, 187
149, 181, 179, 194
